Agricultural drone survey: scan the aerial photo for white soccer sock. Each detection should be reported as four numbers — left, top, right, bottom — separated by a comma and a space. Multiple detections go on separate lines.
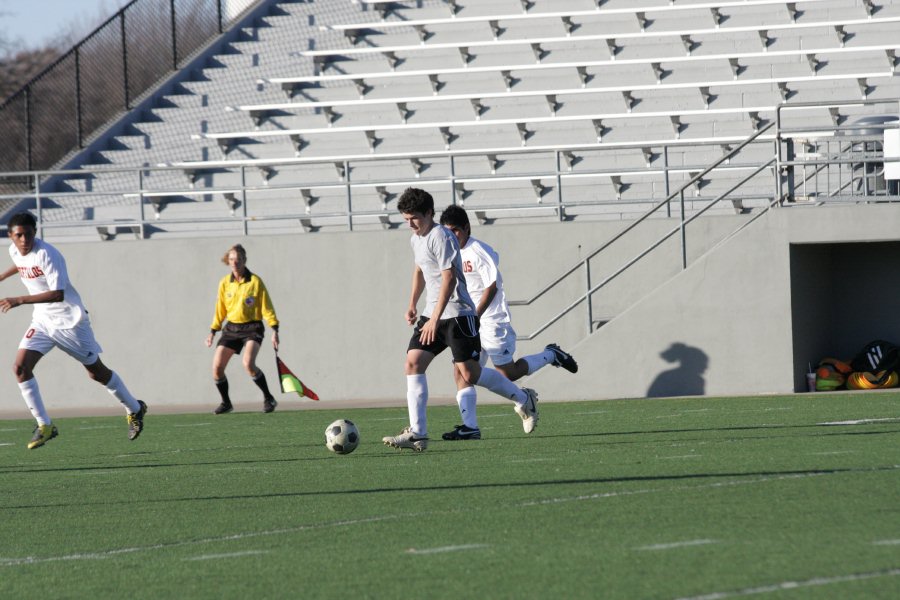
456, 386, 478, 429
106, 371, 141, 413
406, 374, 428, 437
523, 349, 555, 375
476, 367, 526, 404
19, 378, 51, 426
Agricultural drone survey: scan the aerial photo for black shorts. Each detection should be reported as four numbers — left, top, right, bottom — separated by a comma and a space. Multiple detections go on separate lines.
217, 321, 265, 354
407, 315, 481, 363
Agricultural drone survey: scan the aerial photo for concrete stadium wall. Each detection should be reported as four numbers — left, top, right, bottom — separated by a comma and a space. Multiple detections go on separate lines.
2, 204, 899, 419
527, 203, 900, 400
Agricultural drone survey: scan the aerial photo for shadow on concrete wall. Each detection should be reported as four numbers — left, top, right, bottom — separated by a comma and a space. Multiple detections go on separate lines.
647, 342, 708, 397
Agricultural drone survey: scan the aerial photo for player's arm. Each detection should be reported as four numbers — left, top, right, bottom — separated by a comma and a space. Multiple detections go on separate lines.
0, 265, 17, 282
406, 265, 425, 325
0, 289, 64, 313
475, 282, 498, 318
419, 268, 455, 345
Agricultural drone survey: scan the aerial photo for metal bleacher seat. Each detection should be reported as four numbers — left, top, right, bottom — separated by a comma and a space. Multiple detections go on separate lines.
36, 0, 895, 238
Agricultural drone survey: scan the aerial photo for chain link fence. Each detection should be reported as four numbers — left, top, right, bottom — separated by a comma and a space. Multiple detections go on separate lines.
0, 0, 261, 177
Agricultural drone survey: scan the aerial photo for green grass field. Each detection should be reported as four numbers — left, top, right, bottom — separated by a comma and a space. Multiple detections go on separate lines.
1, 393, 899, 599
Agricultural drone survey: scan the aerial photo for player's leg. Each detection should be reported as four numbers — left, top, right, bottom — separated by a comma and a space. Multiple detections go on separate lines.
384, 318, 442, 451
514, 343, 579, 376
442, 350, 482, 440
13, 344, 58, 449
241, 339, 277, 413
212, 344, 237, 414
83, 357, 147, 440
450, 318, 540, 434
404, 348, 434, 438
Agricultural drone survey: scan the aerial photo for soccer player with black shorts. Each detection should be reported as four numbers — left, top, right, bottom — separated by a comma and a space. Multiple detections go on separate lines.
382, 188, 540, 452
205, 244, 280, 414
0, 212, 147, 449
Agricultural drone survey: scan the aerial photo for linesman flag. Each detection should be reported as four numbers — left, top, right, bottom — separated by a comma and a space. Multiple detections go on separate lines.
275, 354, 319, 400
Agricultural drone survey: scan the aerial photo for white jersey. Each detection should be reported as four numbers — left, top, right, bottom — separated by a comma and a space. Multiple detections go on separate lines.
411, 223, 475, 319
9, 238, 86, 330
460, 237, 510, 325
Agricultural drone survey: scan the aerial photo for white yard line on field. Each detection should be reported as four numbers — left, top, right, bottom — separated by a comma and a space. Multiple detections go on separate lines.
818, 417, 900, 426
675, 568, 900, 600
873, 539, 900, 546
406, 544, 489, 555
173, 423, 213, 428
0, 515, 402, 567
637, 539, 717, 551
185, 550, 269, 561
658, 455, 702, 460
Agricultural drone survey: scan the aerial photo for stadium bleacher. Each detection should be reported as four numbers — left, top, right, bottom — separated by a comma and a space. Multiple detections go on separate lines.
1, 0, 897, 241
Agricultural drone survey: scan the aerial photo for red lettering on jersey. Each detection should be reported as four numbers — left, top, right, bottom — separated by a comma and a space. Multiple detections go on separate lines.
463, 260, 473, 273
17, 266, 44, 279
25, 328, 35, 339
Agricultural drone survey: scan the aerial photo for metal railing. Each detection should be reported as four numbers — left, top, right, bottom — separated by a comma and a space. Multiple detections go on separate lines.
509, 98, 900, 340
510, 123, 778, 339
0, 135, 778, 240
0, 0, 261, 174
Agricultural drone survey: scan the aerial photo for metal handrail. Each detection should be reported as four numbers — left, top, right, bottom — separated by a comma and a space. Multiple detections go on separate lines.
516, 158, 776, 340
509, 122, 776, 309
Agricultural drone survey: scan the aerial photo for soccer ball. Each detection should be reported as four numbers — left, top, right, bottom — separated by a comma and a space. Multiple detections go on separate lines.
325, 419, 360, 454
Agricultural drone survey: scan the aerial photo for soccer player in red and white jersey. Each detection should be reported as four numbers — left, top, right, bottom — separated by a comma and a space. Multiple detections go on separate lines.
0, 212, 147, 449
382, 188, 540, 452
438, 205, 578, 441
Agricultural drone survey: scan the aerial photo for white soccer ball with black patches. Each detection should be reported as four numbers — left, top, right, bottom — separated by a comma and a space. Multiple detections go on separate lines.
325, 419, 360, 454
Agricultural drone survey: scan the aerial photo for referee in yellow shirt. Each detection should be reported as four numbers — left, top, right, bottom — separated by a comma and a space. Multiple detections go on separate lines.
205, 244, 280, 414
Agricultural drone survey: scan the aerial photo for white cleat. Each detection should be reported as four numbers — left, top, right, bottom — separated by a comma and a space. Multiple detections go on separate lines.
382, 426, 429, 452
514, 388, 539, 434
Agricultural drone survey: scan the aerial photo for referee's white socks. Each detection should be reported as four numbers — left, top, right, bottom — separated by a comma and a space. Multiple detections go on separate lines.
106, 371, 142, 414
19, 378, 51, 426
476, 367, 527, 404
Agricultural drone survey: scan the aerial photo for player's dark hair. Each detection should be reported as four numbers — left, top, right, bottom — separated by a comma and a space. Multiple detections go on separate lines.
397, 187, 434, 216
7, 212, 37, 231
222, 243, 248, 265
439, 204, 470, 230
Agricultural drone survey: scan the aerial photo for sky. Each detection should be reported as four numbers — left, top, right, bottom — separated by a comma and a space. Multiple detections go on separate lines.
0, 0, 129, 51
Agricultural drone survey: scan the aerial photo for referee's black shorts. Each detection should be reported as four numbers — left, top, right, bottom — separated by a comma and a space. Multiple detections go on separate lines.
217, 321, 265, 353
407, 314, 481, 363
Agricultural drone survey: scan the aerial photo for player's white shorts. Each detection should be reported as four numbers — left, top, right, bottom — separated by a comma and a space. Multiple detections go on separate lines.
479, 321, 517, 367
19, 318, 103, 366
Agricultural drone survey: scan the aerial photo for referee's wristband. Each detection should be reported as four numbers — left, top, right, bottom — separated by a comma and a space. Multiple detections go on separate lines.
210, 329, 217, 335
272, 325, 279, 332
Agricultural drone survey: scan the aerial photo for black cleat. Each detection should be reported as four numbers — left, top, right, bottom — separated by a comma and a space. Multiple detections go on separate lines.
442, 425, 482, 440
127, 401, 148, 441
546, 343, 578, 373
214, 401, 233, 415
263, 396, 277, 413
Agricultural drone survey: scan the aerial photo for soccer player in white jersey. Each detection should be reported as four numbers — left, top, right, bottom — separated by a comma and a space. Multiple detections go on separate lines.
0, 212, 147, 449
438, 205, 578, 441
382, 188, 539, 452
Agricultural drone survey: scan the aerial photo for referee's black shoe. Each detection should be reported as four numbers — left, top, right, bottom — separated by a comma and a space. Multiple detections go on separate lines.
214, 401, 233, 415
263, 396, 277, 413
